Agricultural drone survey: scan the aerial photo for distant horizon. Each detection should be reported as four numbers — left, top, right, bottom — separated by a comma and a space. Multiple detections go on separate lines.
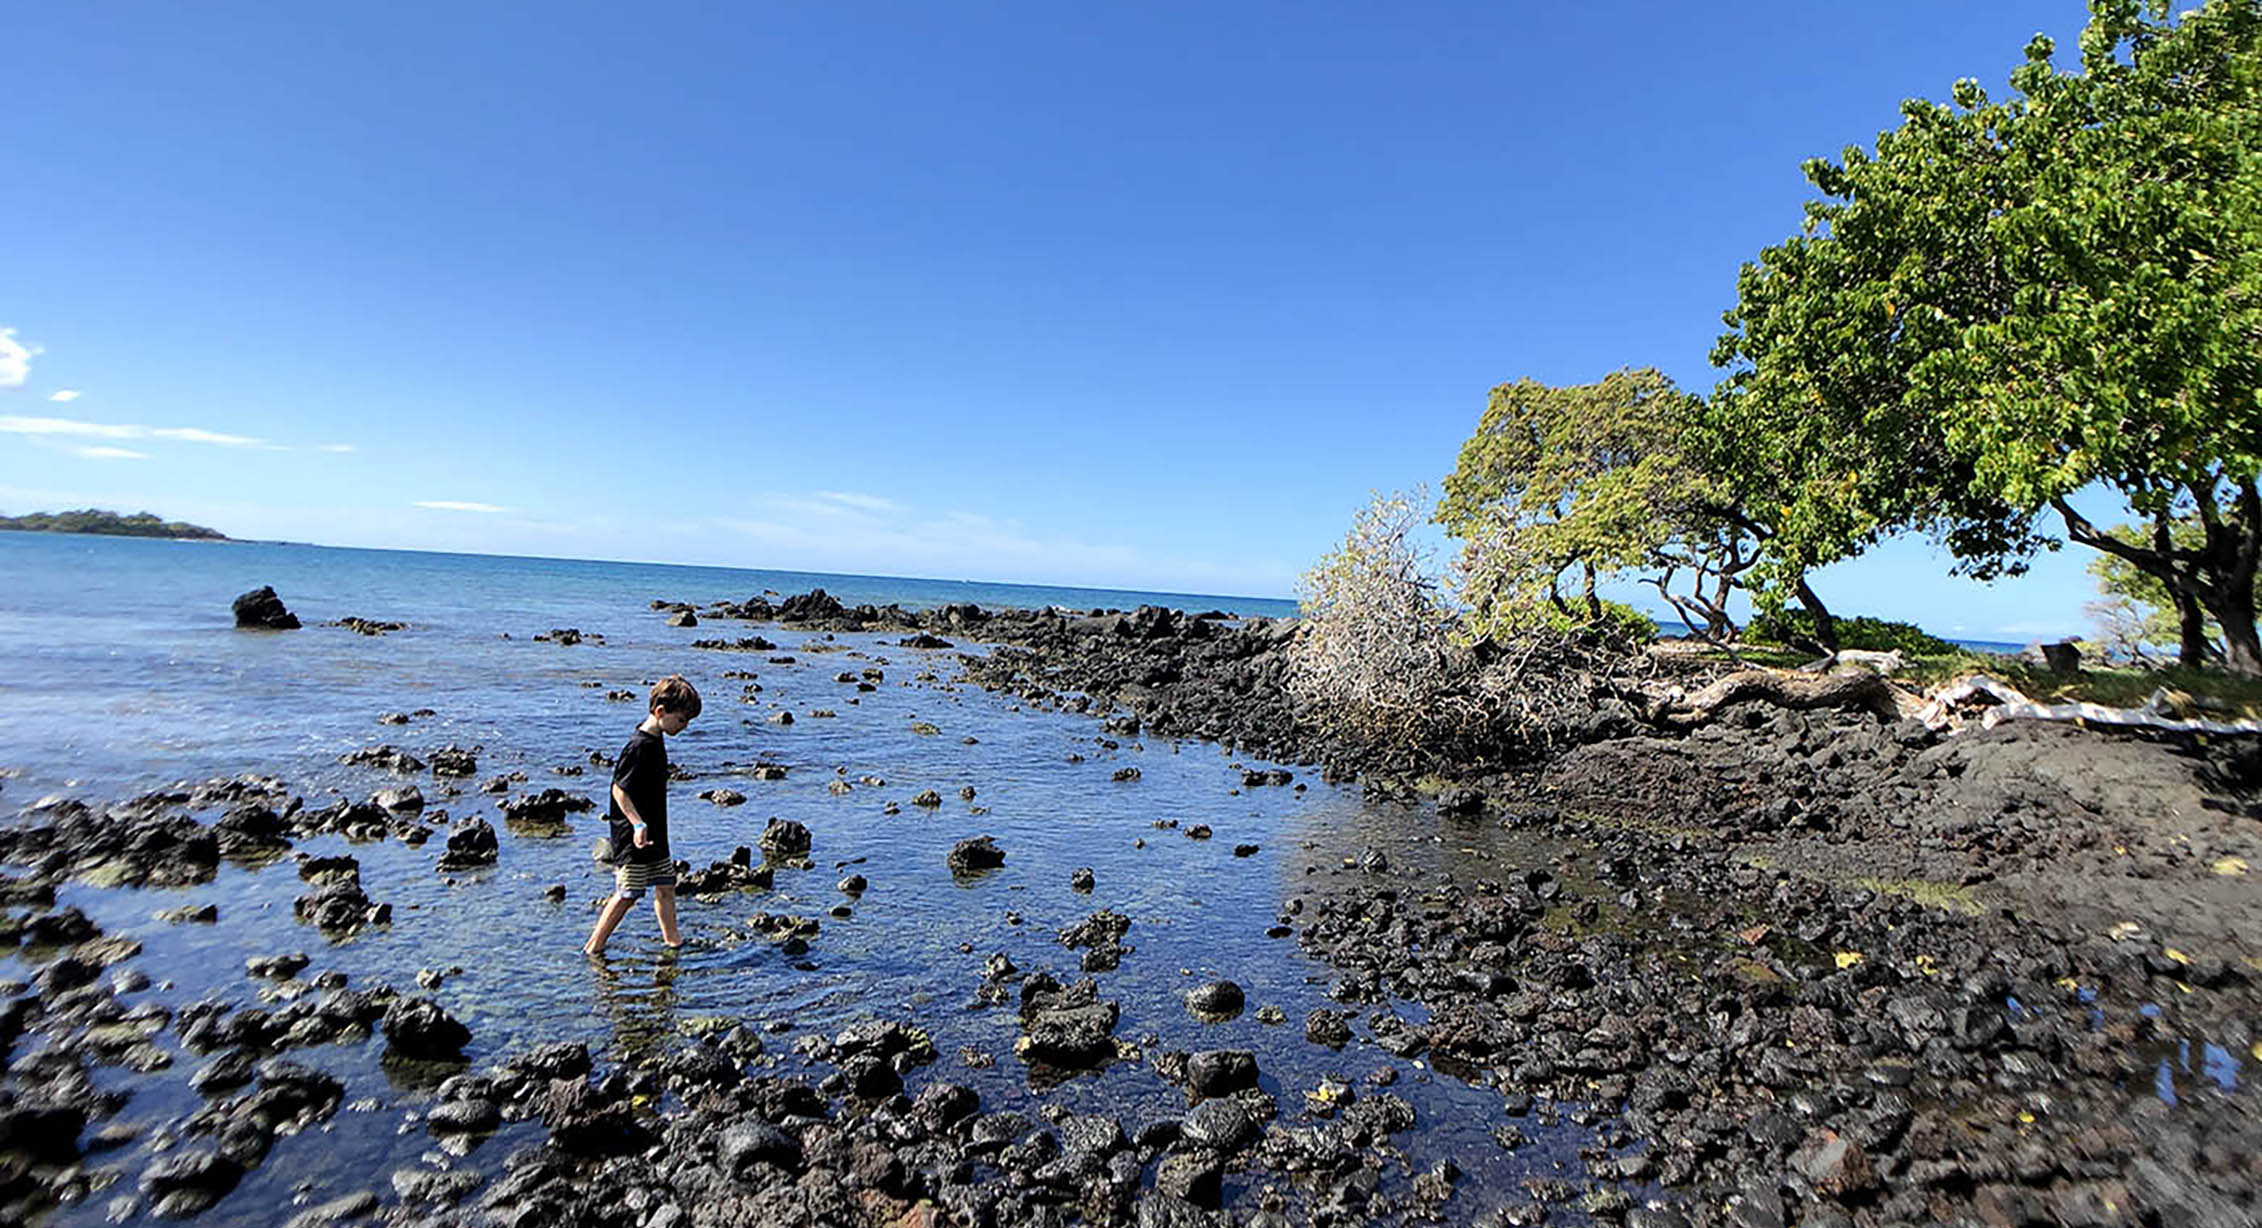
3, 0, 2113, 642
0, 522, 1305, 613
3, 519, 2065, 650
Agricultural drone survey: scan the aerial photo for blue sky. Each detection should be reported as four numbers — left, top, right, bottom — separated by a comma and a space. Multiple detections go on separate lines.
2, 1, 2118, 637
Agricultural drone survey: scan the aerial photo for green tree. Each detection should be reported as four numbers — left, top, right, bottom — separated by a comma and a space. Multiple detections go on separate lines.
1715, 0, 2262, 674
0, 507, 226, 539
1437, 369, 1762, 645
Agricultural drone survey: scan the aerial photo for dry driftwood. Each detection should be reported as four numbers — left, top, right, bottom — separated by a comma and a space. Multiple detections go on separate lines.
1650, 667, 1899, 728
1921, 676, 2262, 736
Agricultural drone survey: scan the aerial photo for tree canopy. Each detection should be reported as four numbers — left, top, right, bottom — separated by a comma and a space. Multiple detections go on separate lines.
1437, 369, 1757, 643
1713, 0, 2262, 673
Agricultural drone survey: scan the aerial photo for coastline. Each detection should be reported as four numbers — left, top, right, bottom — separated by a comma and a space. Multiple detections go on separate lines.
0, 587, 2252, 1226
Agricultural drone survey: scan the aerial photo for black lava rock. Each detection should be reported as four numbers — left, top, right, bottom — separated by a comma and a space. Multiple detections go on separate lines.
381, 997, 471, 1061
232, 586, 301, 630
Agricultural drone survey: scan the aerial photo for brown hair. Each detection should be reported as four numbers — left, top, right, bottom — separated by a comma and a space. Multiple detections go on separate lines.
649, 674, 702, 719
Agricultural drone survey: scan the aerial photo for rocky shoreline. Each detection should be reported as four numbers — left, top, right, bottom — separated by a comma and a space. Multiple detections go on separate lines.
940, 596, 2262, 1226
0, 590, 2254, 1227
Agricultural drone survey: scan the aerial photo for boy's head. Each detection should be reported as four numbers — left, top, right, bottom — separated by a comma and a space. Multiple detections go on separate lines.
648, 675, 702, 734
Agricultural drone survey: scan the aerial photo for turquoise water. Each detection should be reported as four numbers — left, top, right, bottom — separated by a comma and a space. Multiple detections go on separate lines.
0, 530, 1593, 1224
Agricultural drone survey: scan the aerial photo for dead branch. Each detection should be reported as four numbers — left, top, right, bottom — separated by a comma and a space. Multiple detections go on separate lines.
1650, 668, 1899, 729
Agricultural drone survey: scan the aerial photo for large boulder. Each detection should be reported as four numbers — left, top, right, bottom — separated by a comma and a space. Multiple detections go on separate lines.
1185, 1049, 1259, 1098
1018, 976, 1120, 1068
294, 880, 390, 936
1180, 1098, 1262, 1152
757, 817, 811, 862
232, 586, 301, 630
541, 1078, 652, 1157
499, 788, 591, 835
718, 1117, 802, 1179
435, 817, 498, 872
140, 1146, 246, 1216
1184, 980, 1245, 1022
947, 835, 1006, 874
777, 589, 847, 623
381, 996, 470, 1061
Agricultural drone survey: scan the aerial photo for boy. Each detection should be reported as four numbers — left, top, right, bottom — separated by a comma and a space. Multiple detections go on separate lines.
584, 674, 702, 956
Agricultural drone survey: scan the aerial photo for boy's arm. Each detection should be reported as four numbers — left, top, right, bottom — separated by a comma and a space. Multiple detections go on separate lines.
612, 780, 652, 847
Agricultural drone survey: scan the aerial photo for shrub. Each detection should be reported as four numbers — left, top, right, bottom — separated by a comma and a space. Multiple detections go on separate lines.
1568, 599, 1659, 648
1747, 610, 1955, 656
1288, 490, 1648, 773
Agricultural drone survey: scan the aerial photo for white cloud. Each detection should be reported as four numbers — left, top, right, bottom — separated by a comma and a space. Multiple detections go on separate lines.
48, 389, 80, 402
413, 500, 505, 513
74, 445, 147, 461
317, 443, 356, 454
150, 426, 264, 447
0, 329, 37, 388
0, 415, 142, 439
812, 490, 900, 513
0, 414, 268, 448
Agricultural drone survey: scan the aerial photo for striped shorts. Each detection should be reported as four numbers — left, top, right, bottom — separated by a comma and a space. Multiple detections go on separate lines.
612, 859, 678, 901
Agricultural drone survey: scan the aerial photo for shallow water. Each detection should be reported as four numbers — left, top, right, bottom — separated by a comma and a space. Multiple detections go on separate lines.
4, 534, 1606, 1224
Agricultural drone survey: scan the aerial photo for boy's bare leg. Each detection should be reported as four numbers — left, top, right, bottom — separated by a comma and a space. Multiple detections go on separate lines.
654, 884, 682, 948
585, 894, 635, 956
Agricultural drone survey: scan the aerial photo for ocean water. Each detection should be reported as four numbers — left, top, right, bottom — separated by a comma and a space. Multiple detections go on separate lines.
0, 533, 1294, 800
0, 532, 1594, 1224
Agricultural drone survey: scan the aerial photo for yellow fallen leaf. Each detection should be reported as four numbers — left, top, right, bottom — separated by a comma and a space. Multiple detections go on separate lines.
1835, 951, 1864, 969
2017, 1112, 2035, 1123
2214, 857, 2249, 877
2251, 1041, 2262, 1061
1913, 954, 1940, 976
2164, 948, 2191, 965
2054, 976, 2081, 991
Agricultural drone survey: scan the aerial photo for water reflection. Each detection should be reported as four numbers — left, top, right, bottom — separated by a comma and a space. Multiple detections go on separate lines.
590, 950, 682, 1068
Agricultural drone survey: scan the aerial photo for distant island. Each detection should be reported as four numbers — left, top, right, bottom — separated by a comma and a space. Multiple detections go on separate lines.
0, 508, 229, 540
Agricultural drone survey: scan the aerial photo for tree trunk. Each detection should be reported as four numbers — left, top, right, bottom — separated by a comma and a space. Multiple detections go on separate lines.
2215, 479, 2262, 677
2204, 587, 2262, 677
2173, 589, 2210, 669
1794, 575, 1839, 654
1581, 562, 1601, 622
1708, 569, 1737, 640
2056, 491, 2260, 678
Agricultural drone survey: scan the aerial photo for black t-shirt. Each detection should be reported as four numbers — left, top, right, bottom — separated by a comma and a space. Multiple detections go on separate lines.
606, 726, 670, 865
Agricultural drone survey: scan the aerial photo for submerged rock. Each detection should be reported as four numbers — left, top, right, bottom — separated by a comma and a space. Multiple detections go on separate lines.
1185, 980, 1245, 1022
